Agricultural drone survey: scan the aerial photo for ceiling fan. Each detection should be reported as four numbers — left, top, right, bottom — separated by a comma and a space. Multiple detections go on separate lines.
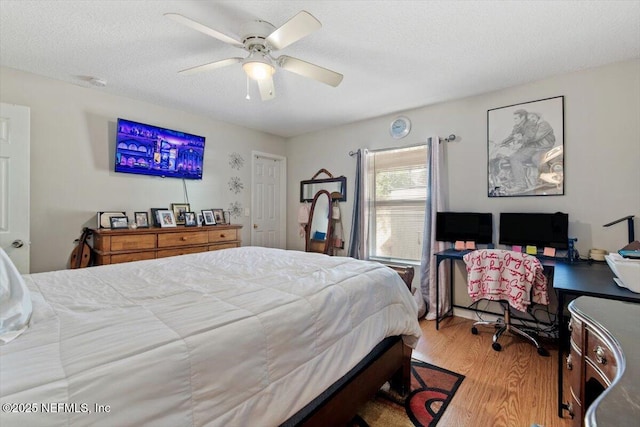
165, 10, 343, 101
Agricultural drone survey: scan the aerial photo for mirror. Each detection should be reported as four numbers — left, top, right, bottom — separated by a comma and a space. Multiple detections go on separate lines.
305, 190, 333, 254
300, 176, 347, 202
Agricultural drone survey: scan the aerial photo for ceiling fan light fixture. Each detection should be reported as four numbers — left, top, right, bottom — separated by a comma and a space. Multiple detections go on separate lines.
242, 54, 275, 81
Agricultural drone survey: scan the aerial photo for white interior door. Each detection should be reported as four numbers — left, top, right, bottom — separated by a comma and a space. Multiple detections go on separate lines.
0, 103, 30, 273
252, 152, 286, 248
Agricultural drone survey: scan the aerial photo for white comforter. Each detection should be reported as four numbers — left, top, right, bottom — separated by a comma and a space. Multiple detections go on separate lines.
0, 247, 421, 427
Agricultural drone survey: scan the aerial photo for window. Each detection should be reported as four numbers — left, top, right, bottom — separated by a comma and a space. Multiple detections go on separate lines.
366, 145, 427, 262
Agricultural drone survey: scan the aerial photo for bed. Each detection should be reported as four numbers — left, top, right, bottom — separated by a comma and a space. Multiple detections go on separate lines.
0, 246, 421, 426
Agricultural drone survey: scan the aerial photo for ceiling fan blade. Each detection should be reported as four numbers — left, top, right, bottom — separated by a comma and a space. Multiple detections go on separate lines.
165, 13, 243, 48
178, 58, 242, 75
266, 11, 321, 51
278, 55, 343, 87
257, 77, 276, 101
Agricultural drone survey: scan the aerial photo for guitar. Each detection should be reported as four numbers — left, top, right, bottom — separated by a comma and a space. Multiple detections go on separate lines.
69, 227, 92, 269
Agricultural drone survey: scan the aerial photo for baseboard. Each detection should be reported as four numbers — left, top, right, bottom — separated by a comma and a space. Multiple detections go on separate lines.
453, 307, 502, 322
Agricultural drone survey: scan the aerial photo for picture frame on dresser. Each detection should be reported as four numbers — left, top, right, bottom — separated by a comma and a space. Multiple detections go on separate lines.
109, 216, 129, 230
184, 212, 197, 227
171, 203, 191, 225
212, 209, 225, 225
150, 208, 165, 227
158, 210, 177, 228
202, 210, 216, 226
97, 211, 127, 229
134, 212, 149, 228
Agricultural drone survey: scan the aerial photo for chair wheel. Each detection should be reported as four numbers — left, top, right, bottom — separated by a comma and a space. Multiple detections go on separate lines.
537, 347, 550, 357
471, 327, 478, 335
492, 342, 502, 351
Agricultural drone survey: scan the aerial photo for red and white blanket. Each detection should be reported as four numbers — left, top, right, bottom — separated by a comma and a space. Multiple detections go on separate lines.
463, 249, 548, 312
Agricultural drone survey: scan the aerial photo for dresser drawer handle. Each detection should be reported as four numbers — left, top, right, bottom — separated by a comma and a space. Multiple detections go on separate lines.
566, 354, 573, 370
220, 234, 225, 238
567, 401, 574, 419
181, 237, 188, 241
594, 346, 607, 365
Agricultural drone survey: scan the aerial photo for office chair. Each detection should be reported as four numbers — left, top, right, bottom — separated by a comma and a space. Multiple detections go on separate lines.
462, 249, 550, 356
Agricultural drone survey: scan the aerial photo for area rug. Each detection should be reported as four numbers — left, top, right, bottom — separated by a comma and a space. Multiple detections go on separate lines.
350, 360, 465, 427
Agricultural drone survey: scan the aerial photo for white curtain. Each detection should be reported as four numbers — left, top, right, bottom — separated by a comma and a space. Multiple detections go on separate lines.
420, 137, 448, 320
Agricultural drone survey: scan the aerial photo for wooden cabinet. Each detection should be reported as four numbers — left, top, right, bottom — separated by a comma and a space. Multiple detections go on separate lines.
91, 225, 242, 265
385, 264, 414, 290
567, 301, 621, 427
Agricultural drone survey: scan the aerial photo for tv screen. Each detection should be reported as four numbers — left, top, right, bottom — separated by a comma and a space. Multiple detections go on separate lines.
115, 118, 205, 180
435, 212, 493, 244
499, 212, 569, 249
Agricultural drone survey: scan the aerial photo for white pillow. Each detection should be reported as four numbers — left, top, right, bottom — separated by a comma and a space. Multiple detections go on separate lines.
0, 248, 32, 343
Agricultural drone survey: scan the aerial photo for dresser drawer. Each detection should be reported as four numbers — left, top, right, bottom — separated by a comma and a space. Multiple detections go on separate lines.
111, 234, 156, 251
568, 340, 582, 406
110, 251, 156, 264
157, 246, 207, 258
568, 393, 582, 427
209, 228, 238, 243
585, 328, 617, 384
569, 316, 583, 347
158, 231, 208, 248
90, 225, 242, 267
209, 242, 239, 251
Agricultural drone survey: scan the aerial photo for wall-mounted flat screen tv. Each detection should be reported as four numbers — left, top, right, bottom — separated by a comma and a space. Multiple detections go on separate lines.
499, 212, 569, 249
435, 212, 494, 244
115, 118, 206, 180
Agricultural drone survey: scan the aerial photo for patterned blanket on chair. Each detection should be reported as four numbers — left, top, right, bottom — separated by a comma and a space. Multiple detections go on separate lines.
462, 249, 548, 312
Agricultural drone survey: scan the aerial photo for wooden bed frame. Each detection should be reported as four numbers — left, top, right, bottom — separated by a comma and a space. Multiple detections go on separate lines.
283, 266, 415, 426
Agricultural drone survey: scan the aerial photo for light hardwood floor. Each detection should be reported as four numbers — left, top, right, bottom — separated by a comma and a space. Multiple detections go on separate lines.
412, 316, 573, 427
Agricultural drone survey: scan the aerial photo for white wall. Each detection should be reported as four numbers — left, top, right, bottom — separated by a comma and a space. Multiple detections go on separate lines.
0, 67, 286, 273
2, 60, 638, 275
286, 59, 640, 304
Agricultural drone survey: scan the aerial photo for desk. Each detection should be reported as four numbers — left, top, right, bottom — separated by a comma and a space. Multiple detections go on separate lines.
433, 251, 640, 418
434, 249, 470, 330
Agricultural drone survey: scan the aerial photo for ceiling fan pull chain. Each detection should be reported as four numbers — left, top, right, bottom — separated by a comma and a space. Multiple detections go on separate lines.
246, 75, 251, 100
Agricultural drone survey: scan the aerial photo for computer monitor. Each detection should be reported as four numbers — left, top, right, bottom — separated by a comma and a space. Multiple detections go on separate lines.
499, 212, 569, 249
435, 212, 493, 244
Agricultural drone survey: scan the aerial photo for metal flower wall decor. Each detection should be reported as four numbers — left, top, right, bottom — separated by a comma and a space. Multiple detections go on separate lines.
228, 176, 244, 194
229, 201, 243, 219
228, 152, 245, 170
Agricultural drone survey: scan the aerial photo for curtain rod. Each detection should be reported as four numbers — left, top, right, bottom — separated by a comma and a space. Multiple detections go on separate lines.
348, 135, 457, 156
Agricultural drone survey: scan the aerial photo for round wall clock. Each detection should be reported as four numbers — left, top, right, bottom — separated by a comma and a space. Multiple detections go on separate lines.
390, 116, 411, 139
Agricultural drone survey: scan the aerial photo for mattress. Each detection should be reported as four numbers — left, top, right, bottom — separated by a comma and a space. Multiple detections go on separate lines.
0, 247, 421, 426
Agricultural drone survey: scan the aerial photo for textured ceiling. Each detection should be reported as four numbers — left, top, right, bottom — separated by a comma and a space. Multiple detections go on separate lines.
1, 1, 639, 138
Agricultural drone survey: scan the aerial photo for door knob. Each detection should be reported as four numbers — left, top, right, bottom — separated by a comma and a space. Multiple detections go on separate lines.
253, 224, 258, 229
12, 240, 24, 248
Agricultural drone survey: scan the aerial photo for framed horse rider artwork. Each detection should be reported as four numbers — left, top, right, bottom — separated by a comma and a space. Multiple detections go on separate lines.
487, 96, 564, 197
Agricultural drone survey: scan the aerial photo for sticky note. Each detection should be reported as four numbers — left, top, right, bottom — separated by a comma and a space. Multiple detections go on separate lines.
512, 245, 522, 253
454, 241, 465, 251
465, 241, 476, 250
526, 245, 538, 255
543, 247, 556, 257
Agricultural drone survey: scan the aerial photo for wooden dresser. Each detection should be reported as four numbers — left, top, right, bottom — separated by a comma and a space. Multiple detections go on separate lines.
91, 225, 242, 265
567, 296, 640, 427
